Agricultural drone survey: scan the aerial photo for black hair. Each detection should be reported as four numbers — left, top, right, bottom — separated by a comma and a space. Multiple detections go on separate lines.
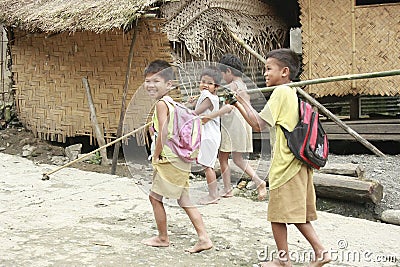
144, 59, 174, 81
266, 49, 300, 81
218, 53, 244, 76
200, 66, 222, 85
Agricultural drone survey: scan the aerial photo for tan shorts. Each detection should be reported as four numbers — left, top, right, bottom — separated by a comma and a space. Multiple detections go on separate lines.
267, 165, 317, 223
151, 157, 191, 199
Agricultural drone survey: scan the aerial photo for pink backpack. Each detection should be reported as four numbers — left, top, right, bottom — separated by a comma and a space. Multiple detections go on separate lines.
162, 96, 202, 162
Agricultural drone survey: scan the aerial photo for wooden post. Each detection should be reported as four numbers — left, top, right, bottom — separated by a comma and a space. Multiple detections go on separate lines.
349, 96, 360, 120
82, 77, 109, 165
111, 28, 138, 175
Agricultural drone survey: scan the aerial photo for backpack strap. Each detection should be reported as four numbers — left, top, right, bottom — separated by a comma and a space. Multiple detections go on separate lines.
155, 96, 174, 138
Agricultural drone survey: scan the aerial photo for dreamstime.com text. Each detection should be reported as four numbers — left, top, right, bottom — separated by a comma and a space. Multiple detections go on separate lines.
256, 239, 398, 264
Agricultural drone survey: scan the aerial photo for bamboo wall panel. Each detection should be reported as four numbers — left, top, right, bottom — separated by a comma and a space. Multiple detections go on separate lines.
12, 19, 171, 142
299, 0, 400, 97
354, 5, 400, 96
299, 0, 353, 97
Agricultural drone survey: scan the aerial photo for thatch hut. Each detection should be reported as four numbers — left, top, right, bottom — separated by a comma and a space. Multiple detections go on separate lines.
0, 0, 288, 143
298, 0, 400, 119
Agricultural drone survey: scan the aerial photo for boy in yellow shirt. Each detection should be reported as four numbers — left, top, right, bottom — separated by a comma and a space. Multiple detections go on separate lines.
141, 60, 212, 253
231, 49, 331, 267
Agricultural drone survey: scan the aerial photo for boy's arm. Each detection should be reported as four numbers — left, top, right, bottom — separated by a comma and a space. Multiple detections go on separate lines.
229, 81, 250, 103
153, 101, 169, 162
184, 96, 197, 109
193, 97, 212, 115
200, 105, 234, 124
234, 94, 269, 132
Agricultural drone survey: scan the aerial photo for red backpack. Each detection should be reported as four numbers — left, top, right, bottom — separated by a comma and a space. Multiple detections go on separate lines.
281, 99, 329, 169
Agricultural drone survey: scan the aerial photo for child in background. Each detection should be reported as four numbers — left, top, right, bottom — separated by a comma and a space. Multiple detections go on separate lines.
141, 59, 213, 253
231, 49, 331, 267
218, 54, 267, 200
192, 66, 225, 205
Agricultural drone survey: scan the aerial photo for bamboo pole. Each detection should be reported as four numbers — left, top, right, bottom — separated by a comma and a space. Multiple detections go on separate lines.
250, 69, 400, 94
82, 77, 109, 165
229, 31, 390, 157
42, 122, 152, 180
296, 87, 385, 157
111, 28, 138, 175
230, 32, 267, 64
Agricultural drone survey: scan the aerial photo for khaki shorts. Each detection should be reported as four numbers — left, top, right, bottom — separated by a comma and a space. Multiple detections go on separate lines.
267, 165, 317, 223
151, 157, 191, 199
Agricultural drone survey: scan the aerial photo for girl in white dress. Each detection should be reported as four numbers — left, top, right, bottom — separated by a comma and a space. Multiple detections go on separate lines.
193, 67, 224, 204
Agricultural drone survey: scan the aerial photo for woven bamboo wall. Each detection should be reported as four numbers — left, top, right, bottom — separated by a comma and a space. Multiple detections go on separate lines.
12, 19, 171, 143
299, 0, 400, 97
354, 4, 400, 96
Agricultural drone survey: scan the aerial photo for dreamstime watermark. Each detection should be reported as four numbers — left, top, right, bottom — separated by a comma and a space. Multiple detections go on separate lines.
257, 239, 398, 264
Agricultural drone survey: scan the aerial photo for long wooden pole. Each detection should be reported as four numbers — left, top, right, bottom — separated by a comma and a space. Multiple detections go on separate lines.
251, 69, 400, 94
42, 122, 152, 180
230, 31, 389, 157
296, 87, 385, 157
111, 28, 138, 175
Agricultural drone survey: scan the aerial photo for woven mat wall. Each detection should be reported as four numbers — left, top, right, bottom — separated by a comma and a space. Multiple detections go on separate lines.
12, 19, 171, 143
354, 4, 400, 96
299, 0, 400, 97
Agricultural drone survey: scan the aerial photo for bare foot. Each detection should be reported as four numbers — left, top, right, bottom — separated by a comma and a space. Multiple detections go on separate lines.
259, 259, 292, 266
141, 236, 169, 247
256, 181, 267, 201
199, 195, 220, 205
307, 252, 331, 267
219, 188, 233, 198
185, 238, 213, 253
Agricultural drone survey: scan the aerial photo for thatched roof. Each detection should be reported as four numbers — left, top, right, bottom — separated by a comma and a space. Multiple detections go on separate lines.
0, 0, 161, 33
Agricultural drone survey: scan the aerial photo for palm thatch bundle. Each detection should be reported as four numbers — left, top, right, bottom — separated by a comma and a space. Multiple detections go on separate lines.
0, 0, 160, 33
160, 0, 287, 82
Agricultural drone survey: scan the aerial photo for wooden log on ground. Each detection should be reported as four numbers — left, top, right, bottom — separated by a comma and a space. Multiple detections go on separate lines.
317, 163, 365, 179
380, 210, 400, 226
313, 173, 383, 204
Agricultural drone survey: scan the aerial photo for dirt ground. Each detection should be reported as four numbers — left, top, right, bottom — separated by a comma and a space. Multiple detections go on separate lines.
1, 125, 400, 267
1, 125, 400, 221
1, 149, 400, 267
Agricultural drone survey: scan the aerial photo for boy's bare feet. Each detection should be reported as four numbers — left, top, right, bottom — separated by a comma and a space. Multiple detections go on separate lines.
199, 195, 220, 205
185, 238, 213, 253
259, 259, 292, 266
308, 251, 331, 267
141, 236, 170, 247
219, 188, 233, 198
256, 181, 267, 201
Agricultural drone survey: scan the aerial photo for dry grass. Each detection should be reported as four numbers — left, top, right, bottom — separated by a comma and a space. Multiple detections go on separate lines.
0, 0, 161, 32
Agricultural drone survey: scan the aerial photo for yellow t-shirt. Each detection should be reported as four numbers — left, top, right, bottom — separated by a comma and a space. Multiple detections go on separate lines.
259, 85, 304, 190
152, 97, 178, 160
